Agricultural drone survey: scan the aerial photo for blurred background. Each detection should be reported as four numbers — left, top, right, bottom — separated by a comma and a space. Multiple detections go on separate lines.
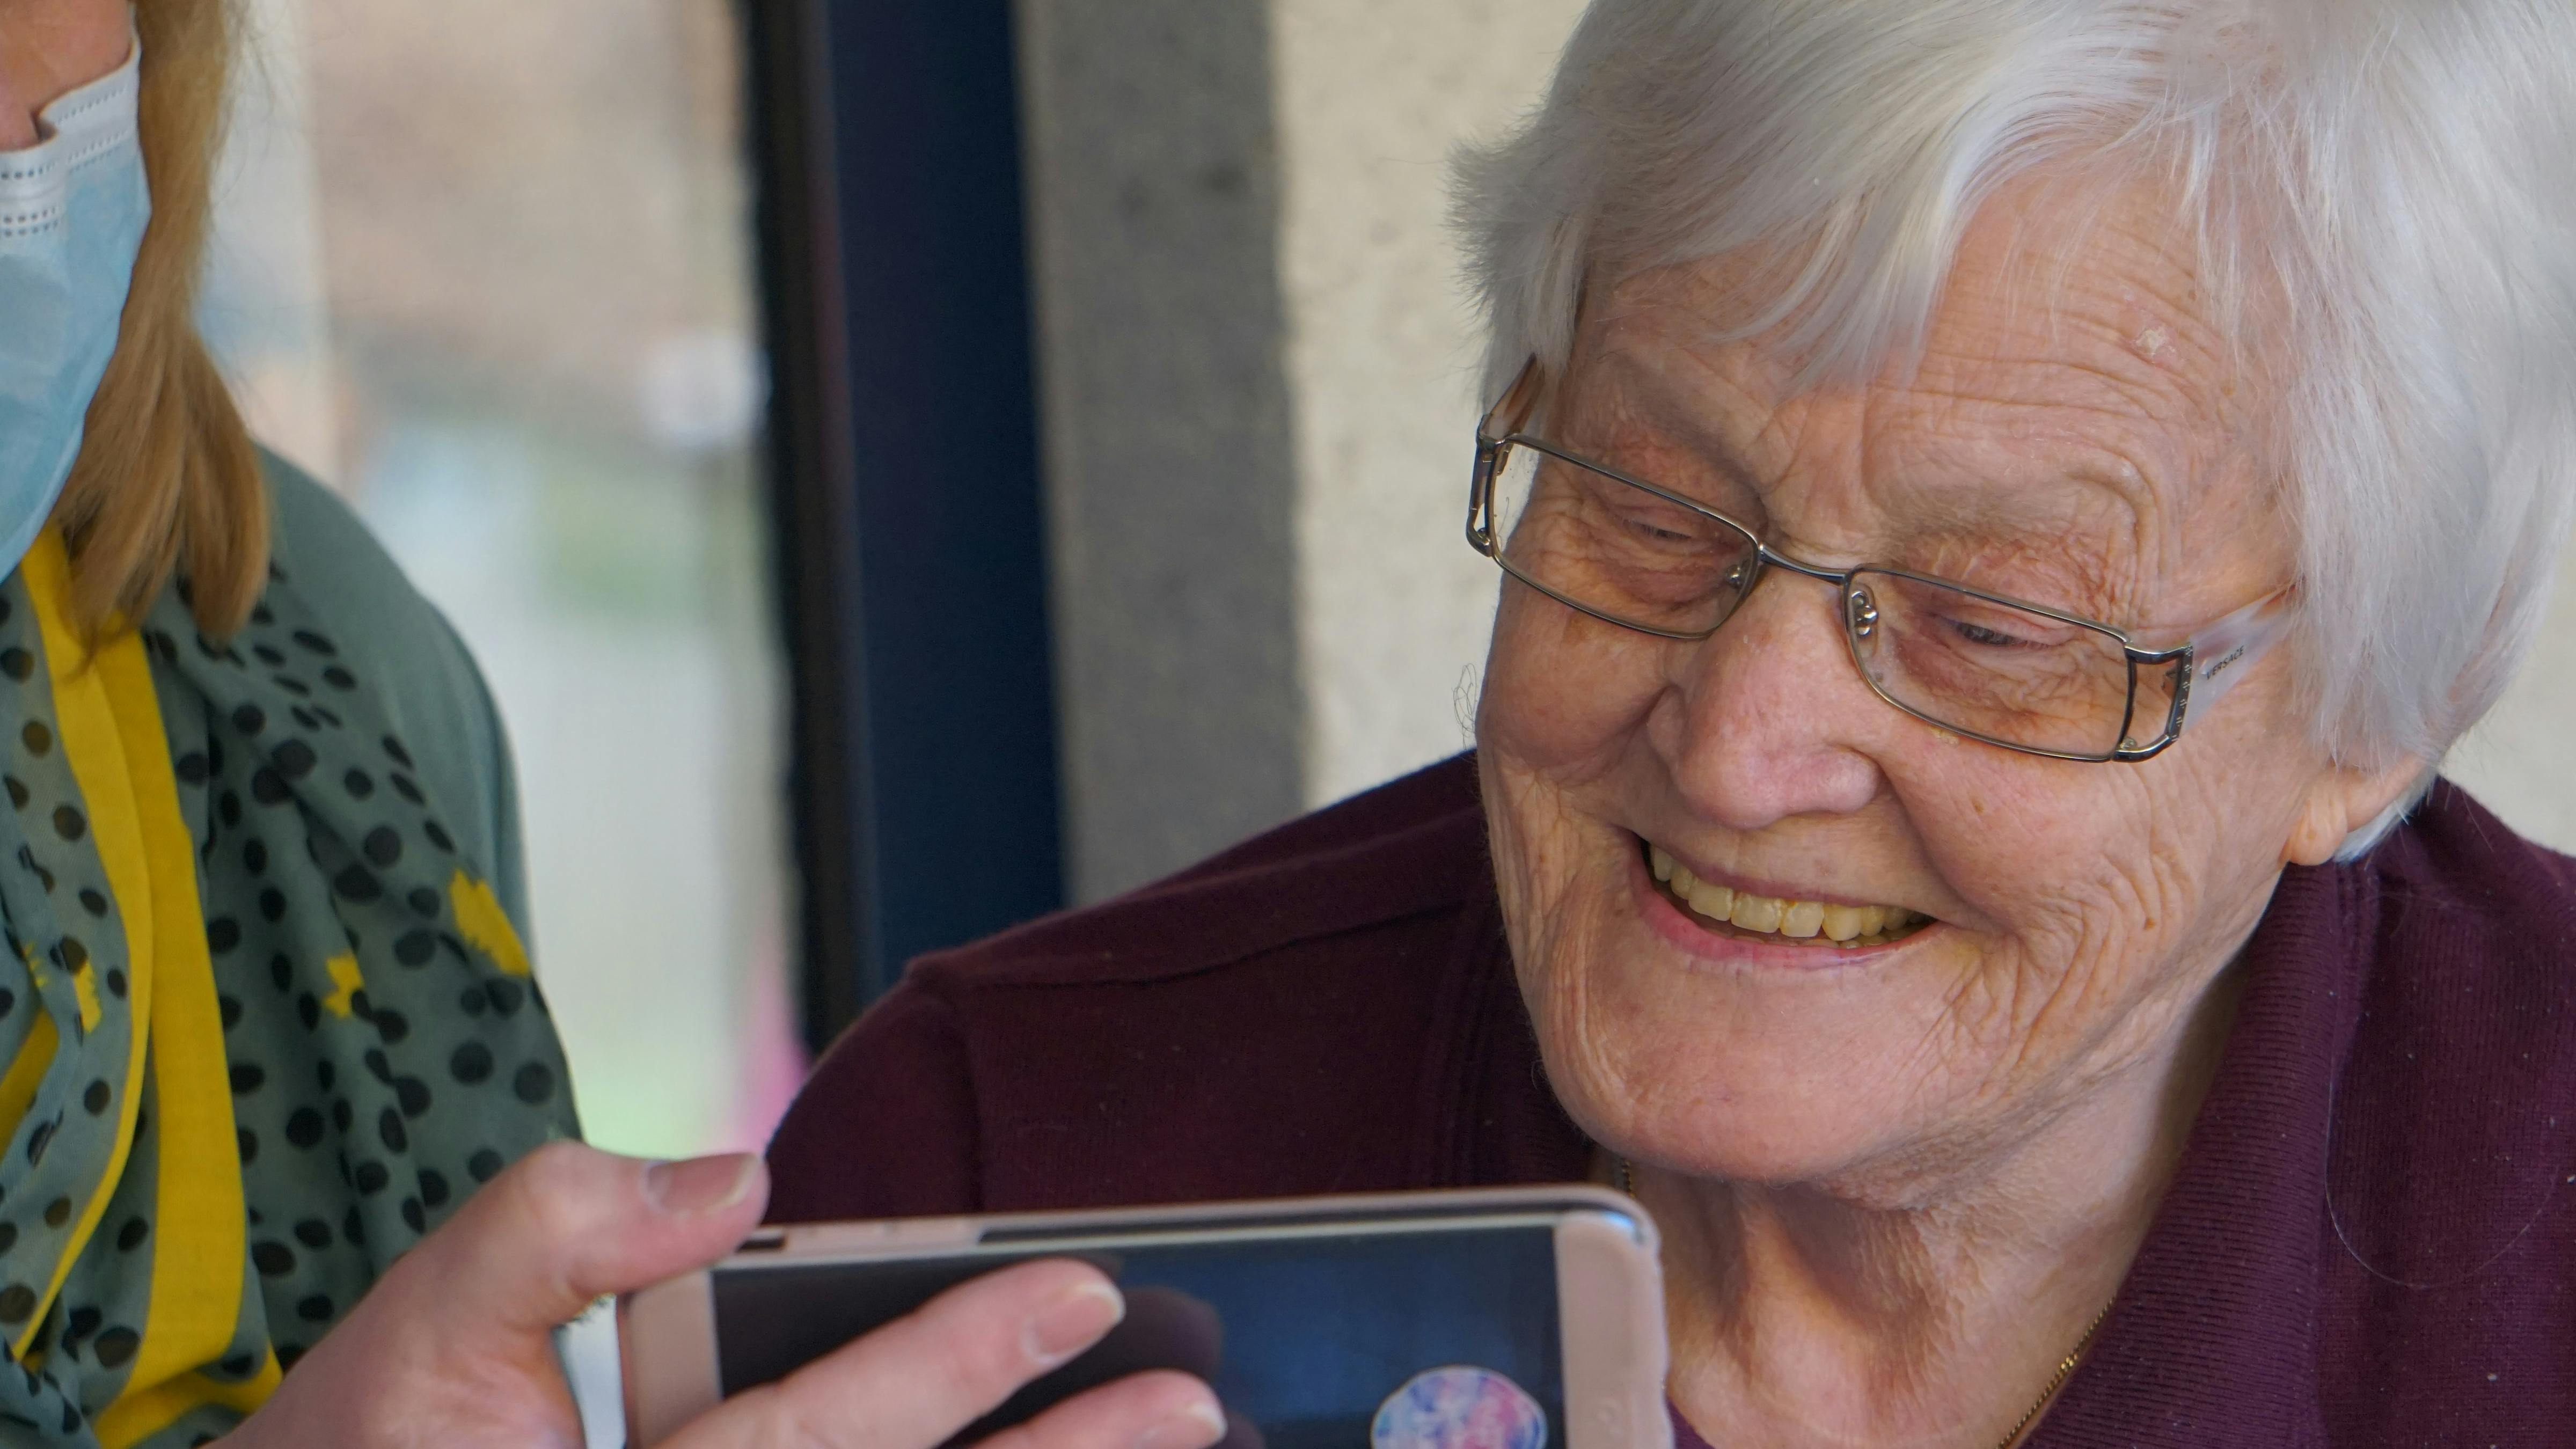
201, 0, 791, 1157
191, 0, 2576, 1160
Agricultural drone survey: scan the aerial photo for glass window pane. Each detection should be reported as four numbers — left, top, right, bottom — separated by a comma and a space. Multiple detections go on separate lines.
200, 0, 799, 1158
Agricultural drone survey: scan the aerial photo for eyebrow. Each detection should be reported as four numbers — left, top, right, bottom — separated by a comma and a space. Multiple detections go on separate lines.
1582, 356, 2153, 616
1582, 364, 1768, 490
1899, 508, 2141, 617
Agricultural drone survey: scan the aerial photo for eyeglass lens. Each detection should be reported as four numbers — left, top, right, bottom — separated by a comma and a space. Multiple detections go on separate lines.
1488, 440, 1761, 635
1485, 442, 2176, 758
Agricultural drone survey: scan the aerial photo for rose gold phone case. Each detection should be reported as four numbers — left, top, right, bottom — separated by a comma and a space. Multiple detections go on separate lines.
621, 1185, 1668, 1449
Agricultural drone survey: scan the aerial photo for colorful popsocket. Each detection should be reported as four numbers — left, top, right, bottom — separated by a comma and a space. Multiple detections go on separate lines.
1371, 1366, 1549, 1449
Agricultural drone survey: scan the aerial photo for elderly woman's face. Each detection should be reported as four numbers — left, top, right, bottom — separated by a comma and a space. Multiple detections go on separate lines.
0, 0, 129, 149
1480, 184, 2391, 1190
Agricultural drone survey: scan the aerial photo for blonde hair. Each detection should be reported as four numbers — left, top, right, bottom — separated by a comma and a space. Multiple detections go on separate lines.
50, 0, 267, 639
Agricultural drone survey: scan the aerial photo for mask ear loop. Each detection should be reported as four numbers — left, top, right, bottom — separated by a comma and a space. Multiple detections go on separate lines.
2177, 585, 2296, 733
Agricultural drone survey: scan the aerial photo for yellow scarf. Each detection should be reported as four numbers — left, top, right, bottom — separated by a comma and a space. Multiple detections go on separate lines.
1, 533, 275, 1444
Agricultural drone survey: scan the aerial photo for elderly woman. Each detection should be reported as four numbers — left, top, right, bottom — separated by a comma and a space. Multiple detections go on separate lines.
2, 2, 1228, 1446
770, 0, 2576, 1443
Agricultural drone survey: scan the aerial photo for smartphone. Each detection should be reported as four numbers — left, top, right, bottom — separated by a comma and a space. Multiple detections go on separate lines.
620, 1185, 1669, 1449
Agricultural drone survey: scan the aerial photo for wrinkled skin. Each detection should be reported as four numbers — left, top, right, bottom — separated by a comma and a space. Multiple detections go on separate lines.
1477, 178, 2419, 1445
221, 1144, 1225, 1449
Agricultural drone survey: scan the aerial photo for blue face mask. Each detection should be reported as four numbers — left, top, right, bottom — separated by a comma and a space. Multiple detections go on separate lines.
0, 42, 148, 576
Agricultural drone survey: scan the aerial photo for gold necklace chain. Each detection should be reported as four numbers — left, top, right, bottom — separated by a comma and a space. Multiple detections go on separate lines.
1987, 1301, 2110, 1449
1614, 1158, 2112, 1449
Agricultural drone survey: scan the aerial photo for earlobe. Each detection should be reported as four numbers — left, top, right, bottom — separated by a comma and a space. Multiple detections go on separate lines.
2284, 758, 2428, 867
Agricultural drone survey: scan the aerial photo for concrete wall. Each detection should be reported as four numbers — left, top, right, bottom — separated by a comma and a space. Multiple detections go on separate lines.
2443, 548, 2576, 854
1019, 0, 1584, 899
1020, 0, 2576, 902
1015, 1, 1306, 902
1272, 0, 1591, 807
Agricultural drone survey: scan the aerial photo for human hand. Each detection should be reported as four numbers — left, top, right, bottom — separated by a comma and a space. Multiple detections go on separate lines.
217, 1140, 1227, 1449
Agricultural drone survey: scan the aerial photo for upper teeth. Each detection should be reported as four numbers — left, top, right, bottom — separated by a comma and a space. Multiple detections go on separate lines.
1647, 843, 1924, 945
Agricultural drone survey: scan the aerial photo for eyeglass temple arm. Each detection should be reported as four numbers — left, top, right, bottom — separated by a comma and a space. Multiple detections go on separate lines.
2160, 587, 2297, 740
1469, 358, 1548, 555
1480, 356, 1545, 441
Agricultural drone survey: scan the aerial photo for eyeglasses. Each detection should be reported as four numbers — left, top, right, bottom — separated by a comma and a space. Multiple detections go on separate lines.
1465, 363, 2293, 763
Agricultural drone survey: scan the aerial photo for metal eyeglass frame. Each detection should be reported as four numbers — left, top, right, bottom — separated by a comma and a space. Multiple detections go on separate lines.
1464, 360, 2295, 764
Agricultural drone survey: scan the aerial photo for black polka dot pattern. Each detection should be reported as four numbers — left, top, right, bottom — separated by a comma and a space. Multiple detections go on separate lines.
0, 550, 578, 1438
0, 547, 160, 1437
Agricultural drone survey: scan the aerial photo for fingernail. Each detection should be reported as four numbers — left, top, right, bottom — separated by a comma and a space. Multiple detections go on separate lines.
644, 1153, 758, 1216
1135, 1399, 1227, 1449
1025, 1278, 1124, 1366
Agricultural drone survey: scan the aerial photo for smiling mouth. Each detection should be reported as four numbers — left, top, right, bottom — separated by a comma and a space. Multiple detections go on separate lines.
1643, 840, 1933, 948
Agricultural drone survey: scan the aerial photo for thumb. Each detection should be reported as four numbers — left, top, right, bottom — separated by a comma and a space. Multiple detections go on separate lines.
389, 1139, 769, 1340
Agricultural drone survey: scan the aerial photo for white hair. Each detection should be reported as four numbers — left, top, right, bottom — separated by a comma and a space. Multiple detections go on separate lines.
1452, 0, 2576, 849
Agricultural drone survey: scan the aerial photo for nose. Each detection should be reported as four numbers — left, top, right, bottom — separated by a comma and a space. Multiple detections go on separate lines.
1655, 563, 1890, 830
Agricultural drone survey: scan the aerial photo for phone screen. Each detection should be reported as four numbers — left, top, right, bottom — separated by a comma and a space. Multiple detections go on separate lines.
709, 1219, 1566, 1449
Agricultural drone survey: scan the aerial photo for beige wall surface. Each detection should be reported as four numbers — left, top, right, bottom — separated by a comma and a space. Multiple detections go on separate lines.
1274, 0, 1590, 808
1018, 0, 1586, 896
2443, 548, 2576, 854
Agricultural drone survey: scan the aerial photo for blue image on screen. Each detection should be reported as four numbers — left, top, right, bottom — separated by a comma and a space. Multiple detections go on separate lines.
1100, 1226, 1562, 1444
712, 1221, 1565, 1449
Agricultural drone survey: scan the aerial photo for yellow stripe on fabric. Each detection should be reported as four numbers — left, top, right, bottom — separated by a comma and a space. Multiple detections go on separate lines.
16, 532, 155, 1361
92, 569, 259, 1436
92, 1355, 280, 1448
69, 963, 100, 1034
320, 952, 362, 1018
0, 1012, 58, 1143
450, 870, 530, 976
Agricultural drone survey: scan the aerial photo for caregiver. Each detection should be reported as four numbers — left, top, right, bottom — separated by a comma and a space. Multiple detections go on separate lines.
0, 2, 1220, 1446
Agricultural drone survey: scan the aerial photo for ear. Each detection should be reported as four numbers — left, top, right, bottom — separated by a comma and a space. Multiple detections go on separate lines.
2284, 755, 2429, 866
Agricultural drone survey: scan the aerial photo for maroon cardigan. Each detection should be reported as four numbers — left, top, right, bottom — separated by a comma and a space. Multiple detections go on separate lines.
766, 754, 2576, 1446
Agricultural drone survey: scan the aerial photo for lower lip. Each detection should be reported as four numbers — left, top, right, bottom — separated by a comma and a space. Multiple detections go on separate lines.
1629, 848, 1926, 968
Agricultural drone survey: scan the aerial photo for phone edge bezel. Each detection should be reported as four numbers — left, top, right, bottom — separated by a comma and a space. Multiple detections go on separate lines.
620, 1184, 1666, 1449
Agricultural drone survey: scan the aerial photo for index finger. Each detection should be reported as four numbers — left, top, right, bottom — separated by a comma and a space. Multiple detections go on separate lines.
665, 1258, 1133, 1449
